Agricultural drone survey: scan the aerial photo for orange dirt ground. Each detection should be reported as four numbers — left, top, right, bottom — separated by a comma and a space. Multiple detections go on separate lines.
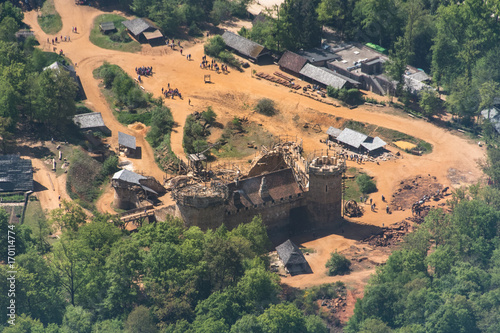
22, 0, 486, 311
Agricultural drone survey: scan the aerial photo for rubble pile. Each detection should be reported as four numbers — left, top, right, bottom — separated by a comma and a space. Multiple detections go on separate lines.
321, 294, 347, 313
391, 174, 443, 210
362, 220, 414, 247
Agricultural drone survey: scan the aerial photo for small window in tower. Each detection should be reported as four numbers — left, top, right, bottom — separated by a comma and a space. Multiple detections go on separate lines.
326, 185, 328, 192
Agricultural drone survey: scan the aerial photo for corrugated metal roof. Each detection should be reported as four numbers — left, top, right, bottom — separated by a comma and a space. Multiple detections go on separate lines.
336, 128, 368, 148
276, 239, 308, 266
73, 112, 105, 129
299, 64, 347, 89
0, 155, 33, 192
188, 153, 206, 162
43, 61, 75, 73
278, 51, 309, 74
361, 136, 386, 151
99, 22, 116, 31
118, 132, 136, 150
297, 48, 340, 63
122, 18, 155, 36
408, 71, 431, 82
482, 107, 500, 133
326, 126, 342, 138
403, 75, 434, 95
221, 31, 268, 60
112, 169, 158, 194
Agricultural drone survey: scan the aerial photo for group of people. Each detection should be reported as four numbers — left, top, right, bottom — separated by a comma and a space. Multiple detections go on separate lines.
135, 66, 153, 76
48, 35, 71, 44
162, 86, 182, 99
199, 56, 229, 73
166, 39, 180, 49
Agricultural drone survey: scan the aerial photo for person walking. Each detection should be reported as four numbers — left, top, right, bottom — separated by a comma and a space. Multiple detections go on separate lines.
188, 99, 191, 105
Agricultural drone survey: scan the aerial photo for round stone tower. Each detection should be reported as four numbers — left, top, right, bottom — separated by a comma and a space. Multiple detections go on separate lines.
173, 183, 228, 230
307, 156, 346, 226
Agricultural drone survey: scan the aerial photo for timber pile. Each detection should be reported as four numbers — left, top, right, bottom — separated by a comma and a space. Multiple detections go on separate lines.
362, 220, 413, 247
321, 294, 347, 313
255, 72, 301, 90
273, 71, 293, 81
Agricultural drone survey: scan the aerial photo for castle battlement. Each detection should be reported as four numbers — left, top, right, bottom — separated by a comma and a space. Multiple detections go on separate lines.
308, 156, 346, 176
173, 183, 228, 208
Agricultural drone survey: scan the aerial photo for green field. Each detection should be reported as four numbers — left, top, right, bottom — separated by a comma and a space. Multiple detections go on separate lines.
90, 14, 142, 53
38, 0, 62, 34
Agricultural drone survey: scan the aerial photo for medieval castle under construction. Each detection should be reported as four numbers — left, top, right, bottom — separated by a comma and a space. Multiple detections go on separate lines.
170, 139, 346, 231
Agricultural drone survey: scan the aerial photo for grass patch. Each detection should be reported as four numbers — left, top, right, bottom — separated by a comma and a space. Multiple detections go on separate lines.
344, 167, 363, 202
90, 14, 142, 53
215, 121, 274, 159
300, 248, 316, 254
38, 0, 62, 34
24, 200, 46, 235
0, 194, 24, 203
343, 120, 433, 154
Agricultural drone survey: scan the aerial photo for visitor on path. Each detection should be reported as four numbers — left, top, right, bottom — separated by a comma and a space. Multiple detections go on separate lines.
188, 99, 191, 105
386, 205, 390, 214
382, 195, 385, 202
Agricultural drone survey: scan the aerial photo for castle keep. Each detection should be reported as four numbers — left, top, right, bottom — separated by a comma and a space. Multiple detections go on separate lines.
172, 140, 346, 231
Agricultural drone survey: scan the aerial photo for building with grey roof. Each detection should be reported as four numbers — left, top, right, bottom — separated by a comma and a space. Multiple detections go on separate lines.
336, 128, 368, 149
297, 48, 340, 67
0, 155, 33, 193
118, 132, 137, 156
326, 126, 342, 140
73, 112, 106, 131
276, 239, 310, 275
122, 18, 164, 44
481, 105, 500, 133
335, 128, 386, 152
112, 169, 166, 210
221, 31, 271, 63
299, 64, 348, 89
99, 22, 116, 34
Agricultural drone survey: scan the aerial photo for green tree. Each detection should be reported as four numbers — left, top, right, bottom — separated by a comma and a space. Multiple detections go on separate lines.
49, 200, 86, 233
201, 106, 217, 129
325, 251, 351, 276
62, 305, 92, 333
419, 89, 441, 118
0, 16, 19, 42
257, 303, 307, 333
204, 35, 226, 57
124, 306, 158, 333
230, 314, 263, 333
255, 98, 277, 116
356, 173, 377, 194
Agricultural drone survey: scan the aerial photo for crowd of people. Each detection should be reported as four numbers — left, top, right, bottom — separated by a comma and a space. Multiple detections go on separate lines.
162, 86, 182, 99
199, 56, 229, 73
136, 66, 153, 76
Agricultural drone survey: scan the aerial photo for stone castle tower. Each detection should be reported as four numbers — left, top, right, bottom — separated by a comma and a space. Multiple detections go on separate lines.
306, 156, 346, 226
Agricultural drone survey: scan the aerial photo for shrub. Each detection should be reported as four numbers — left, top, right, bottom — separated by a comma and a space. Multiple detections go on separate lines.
204, 35, 226, 57
255, 98, 277, 116
101, 155, 119, 179
327, 86, 363, 105
188, 22, 202, 37
325, 252, 351, 276
356, 173, 377, 194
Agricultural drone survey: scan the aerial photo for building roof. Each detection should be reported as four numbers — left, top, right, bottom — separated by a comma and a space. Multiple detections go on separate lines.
276, 239, 308, 267
407, 70, 430, 82
299, 64, 347, 89
118, 132, 136, 150
188, 153, 207, 162
360, 136, 386, 151
221, 31, 268, 60
336, 128, 368, 149
326, 126, 342, 138
227, 168, 302, 208
73, 112, 105, 129
403, 75, 434, 95
481, 107, 500, 133
297, 48, 340, 63
143, 30, 164, 40
43, 61, 75, 73
122, 18, 156, 36
278, 51, 309, 74
112, 169, 157, 194
99, 22, 116, 31
0, 155, 33, 192
15, 29, 34, 38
